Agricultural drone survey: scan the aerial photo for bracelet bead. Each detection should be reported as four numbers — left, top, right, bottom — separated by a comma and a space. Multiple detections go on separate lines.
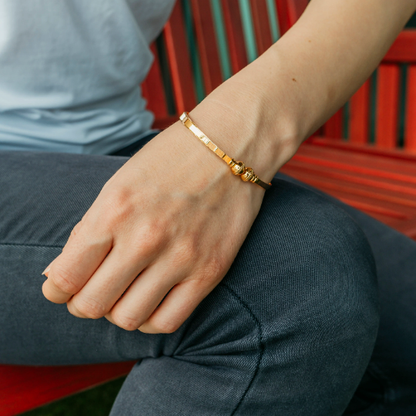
231, 161, 245, 176
241, 167, 255, 182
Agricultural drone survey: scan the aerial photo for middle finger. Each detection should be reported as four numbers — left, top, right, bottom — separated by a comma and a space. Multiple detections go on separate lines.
66, 243, 153, 319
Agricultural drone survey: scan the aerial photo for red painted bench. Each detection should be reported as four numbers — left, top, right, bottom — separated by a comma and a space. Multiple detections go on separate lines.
280, 26, 416, 240
2, 1, 415, 414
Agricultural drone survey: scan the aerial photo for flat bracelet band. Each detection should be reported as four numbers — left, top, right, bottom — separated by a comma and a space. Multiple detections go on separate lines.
179, 112, 272, 191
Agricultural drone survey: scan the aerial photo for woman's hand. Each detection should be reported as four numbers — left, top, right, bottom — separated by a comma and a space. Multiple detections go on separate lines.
42, 118, 268, 334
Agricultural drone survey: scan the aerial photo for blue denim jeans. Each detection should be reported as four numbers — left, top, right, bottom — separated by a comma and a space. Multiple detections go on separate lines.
0, 133, 415, 415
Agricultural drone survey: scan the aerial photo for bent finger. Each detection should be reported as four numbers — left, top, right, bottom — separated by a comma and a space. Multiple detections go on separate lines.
106, 260, 182, 331
42, 273, 72, 304
138, 279, 214, 334
43, 224, 112, 304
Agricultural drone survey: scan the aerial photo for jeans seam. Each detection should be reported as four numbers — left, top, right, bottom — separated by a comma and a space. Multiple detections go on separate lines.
0, 242, 63, 249
222, 283, 265, 416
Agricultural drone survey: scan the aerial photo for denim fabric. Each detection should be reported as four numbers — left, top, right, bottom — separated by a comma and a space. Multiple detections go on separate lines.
280, 176, 416, 415
0, 135, 413, 414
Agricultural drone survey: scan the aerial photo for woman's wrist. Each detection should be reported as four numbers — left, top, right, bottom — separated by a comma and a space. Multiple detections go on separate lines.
188, 71, 301, 185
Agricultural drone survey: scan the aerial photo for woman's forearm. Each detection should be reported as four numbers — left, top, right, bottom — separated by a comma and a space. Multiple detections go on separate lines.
188, 0, 416, 183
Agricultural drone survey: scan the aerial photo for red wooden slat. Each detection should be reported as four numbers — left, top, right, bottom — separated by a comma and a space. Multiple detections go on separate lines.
392, 217, 416, 240
293, 148, 416, 187
0, 362, 134, 416
285, 161, 416, 204
141, 43, 169, 120
291, 0, 309, 22
309, 137, 416, 161
163, 1, 197, 113
375, 64, 400, 148
294, 145, 416, 180
323, 108, 344, 139
274, 0, 292, 35
221, 0, 248, 73
191, 0, 223, 94
349, 79, 370, 144
282, 166, 416, 213
405, 65, 416, 151
297, 142, 416, 177
383, 30, 416, 64
250, 0, 273, 54
275, 0, 308, 35
280, 167, 411, 220
287, 156, 416, 197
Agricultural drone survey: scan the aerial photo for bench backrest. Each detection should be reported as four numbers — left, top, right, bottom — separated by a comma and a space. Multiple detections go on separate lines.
346, 31, 416, 152
142, 0, 301, 128
143, 0, 416, 152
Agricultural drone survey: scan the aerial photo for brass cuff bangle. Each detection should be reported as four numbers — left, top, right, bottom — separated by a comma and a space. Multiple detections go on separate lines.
179, 112, 272, 191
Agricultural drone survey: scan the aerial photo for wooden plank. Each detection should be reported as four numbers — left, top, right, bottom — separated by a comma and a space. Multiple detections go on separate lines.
163, 1, 197, 113
191, 0, 223, 94
383, 30, 416, 64
375, 64, 400, 148
274, 0, 291, 35
291, 0, 309, 21
152, 116, 177, 130
309, 137, 416, 161
274, 0, 308, 35
283, 161, 416, 209
323, 109, 344, 139
295, 143, 416, 178
392, 217, 416, 240
282, 161, 416, 209
280, 167, 411, 221
349, 79, 370, 144
0, 362, 134, 416
405, 65, 416, 151
281, 162, 416, 208
141, 43, 169, 120
250, 0, 273, 54
221, 0, 248, 73
290, 154, 416, 191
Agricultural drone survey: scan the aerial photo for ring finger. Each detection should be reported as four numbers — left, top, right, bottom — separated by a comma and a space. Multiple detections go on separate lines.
105, 258, 189, 331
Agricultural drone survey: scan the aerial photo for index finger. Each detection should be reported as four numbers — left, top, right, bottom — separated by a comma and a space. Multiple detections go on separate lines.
42, 223, 112, 304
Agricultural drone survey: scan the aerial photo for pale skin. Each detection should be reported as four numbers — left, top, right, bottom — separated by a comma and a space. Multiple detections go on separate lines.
42, 0, 416, 334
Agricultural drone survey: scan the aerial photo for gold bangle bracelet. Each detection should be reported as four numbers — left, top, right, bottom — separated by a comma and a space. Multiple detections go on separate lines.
179, 112, 272, 191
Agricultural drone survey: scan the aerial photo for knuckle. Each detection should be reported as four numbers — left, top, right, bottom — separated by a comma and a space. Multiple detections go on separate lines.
148, 316, 179, 334
198, 255, 226, 283
70, 221, 83, 238
172, 238, 198, 266
131, 221, 166, 256
72, 297, 106, 319
111, 311, 140, 331
102, 188, 136, 227
67, 301, 85, 318
51, 265, 80, 294
141, 221, 165, 247
208, 255, 226, 276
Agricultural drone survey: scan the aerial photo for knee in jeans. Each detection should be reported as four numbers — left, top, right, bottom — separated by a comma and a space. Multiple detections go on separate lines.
228, 179, 380, 351
268, 179, 380, 350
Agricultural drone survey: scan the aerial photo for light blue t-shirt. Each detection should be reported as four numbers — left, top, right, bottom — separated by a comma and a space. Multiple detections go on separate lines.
0, 0, 175, 154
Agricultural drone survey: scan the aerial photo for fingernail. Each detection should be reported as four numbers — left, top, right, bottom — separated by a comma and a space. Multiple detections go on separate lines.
42, 264, 52, 277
